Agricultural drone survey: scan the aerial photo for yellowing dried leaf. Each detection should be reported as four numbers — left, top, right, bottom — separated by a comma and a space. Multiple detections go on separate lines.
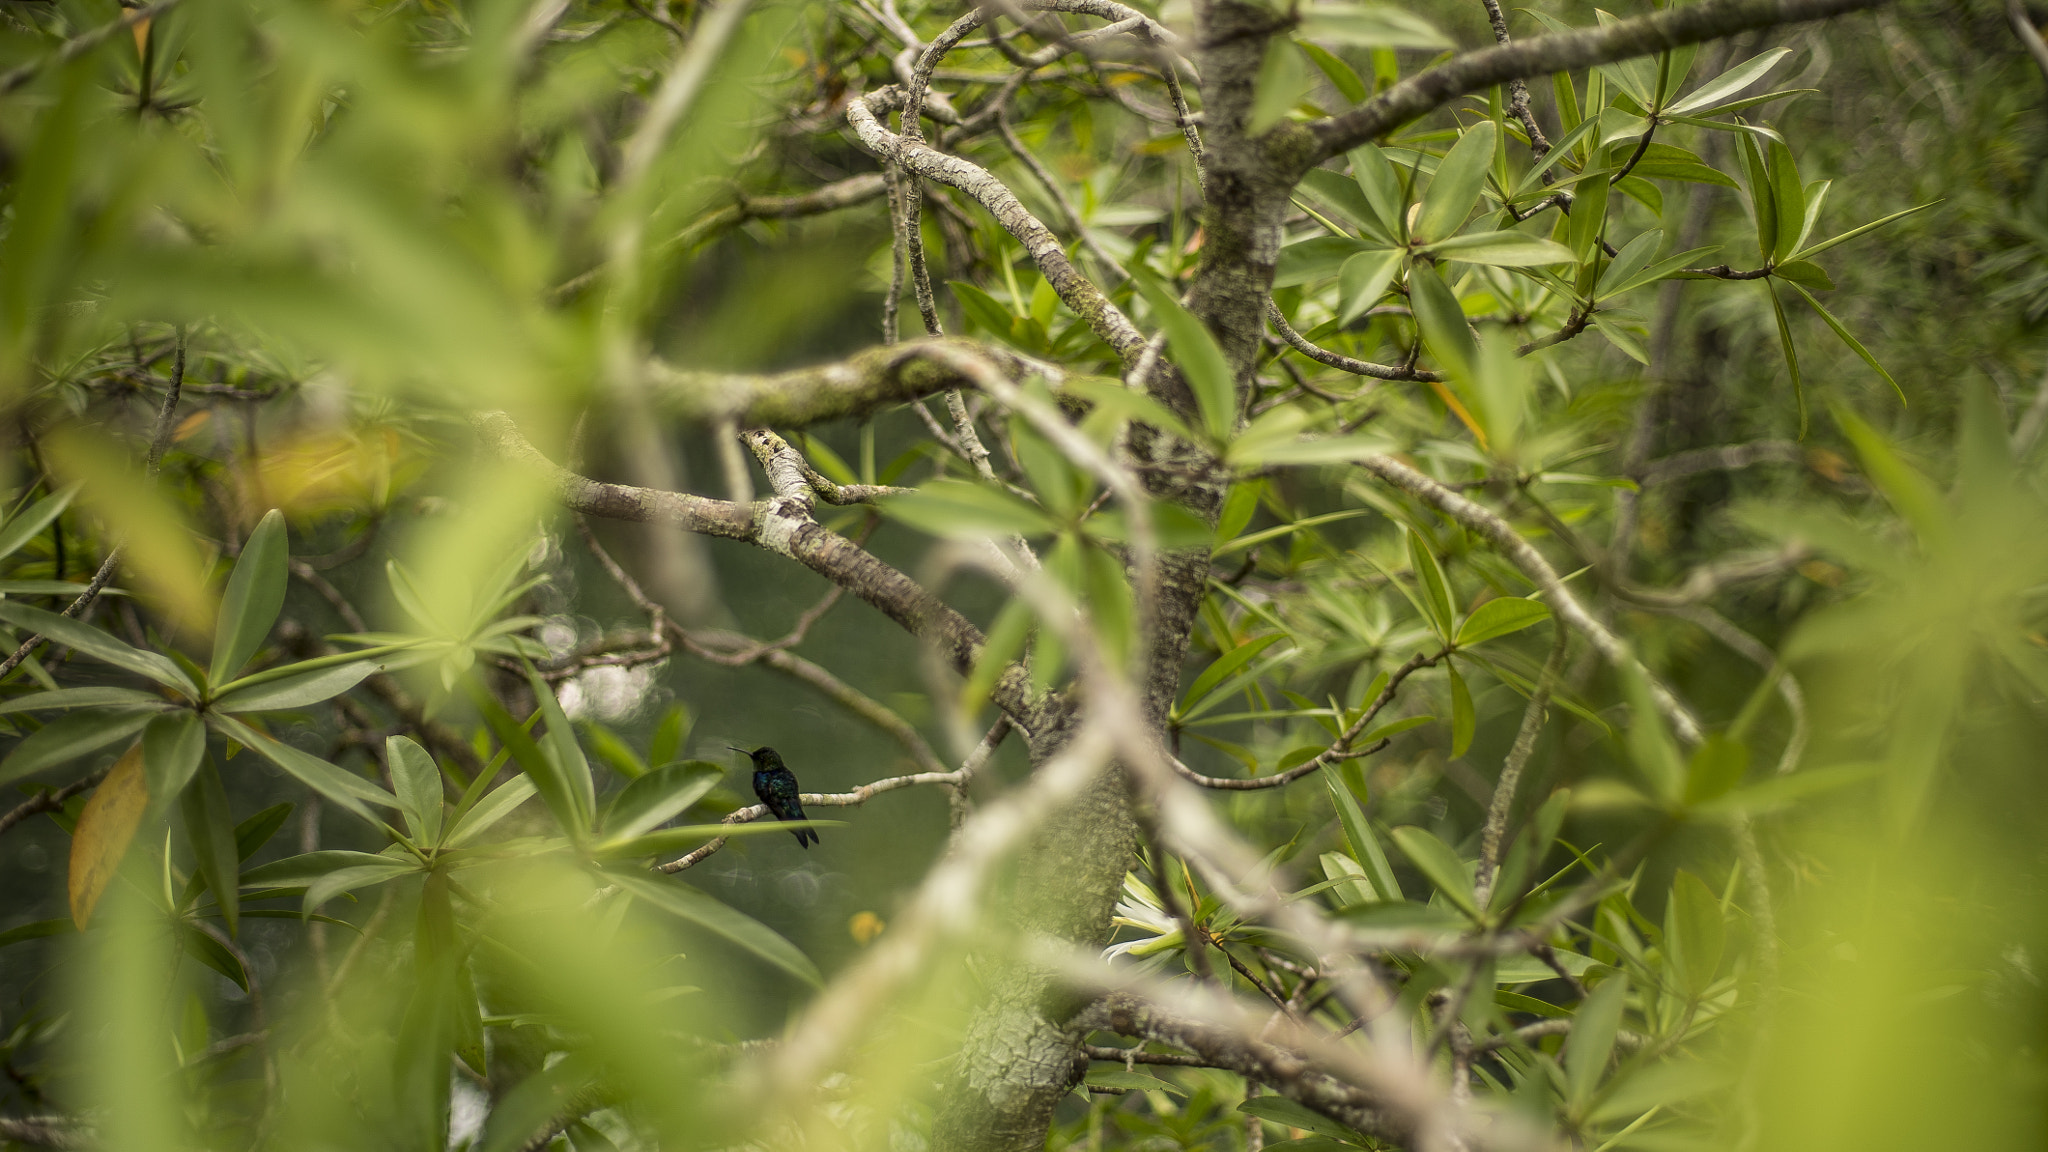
69, 744, 149, 930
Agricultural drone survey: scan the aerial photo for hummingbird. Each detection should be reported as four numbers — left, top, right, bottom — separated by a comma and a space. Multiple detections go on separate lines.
730, 745, 817, 848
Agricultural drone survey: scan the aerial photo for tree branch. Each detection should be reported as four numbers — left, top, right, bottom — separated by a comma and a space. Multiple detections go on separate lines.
641, 337, 1061, 429
1354, 454, 1704, 744
1304, 0, 1891, 163
472, 412, 1050, 728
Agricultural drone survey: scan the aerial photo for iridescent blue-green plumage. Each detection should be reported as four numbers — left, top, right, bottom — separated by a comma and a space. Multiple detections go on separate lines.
737, 746, 816, 848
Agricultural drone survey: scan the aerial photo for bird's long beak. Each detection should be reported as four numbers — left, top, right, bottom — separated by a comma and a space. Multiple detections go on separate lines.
726, 745, 749, 754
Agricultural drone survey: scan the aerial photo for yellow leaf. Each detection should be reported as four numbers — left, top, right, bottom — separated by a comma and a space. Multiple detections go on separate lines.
69, 744, 149, 930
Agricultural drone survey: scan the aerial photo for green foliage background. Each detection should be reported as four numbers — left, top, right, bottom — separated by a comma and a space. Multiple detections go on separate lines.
0, 0, 2042, 1148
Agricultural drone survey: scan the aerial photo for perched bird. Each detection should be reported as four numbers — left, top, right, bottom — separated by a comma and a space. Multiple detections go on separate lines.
730, 745, 817, 848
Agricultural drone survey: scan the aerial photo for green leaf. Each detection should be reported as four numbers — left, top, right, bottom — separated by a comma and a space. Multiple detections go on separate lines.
181, 761, 240, 936
212, 510, 290, 685
1595, 230, 1662, 300
1297, 38, 1366, 104
180, 922, 248, 990
1135, 274, 1239, 439
1447, 662, 1475, 758
1621, 667, 1685, 806
1409, 266, 1476, 378
1566, 174, 1610, 263
1600, 246, 1721, 298
1567, 975, 1628, 1106
1415, 122, 1497, 244
442, 776, 538, 848
1736, 129, 1777, 260
209, 713, 398, 824
1336, 248, 1404, 324
1249, 38, 1312, 135
1349, 145, 1406, 239
210, 659, 381, 713
1773, 259, 1834, 291
526, 664, 596, 835
1592, 315, 1649, 364
1326, 769, 1401, 900
0, 601, 193, 691
0, 686, 167, 715
0, 919, 73, 950
1389, 825, 1479, 918
1665, 870, 1726, 997
882, 479, 1058, 540
1086, 1068, 1184, 1095
232, 803, 294, 861
0, 483, 79, 562
1792, 200, 1940, 261
1179, 634, 1289, 718
1424, 230, 1574, 268
1297, 3, 1451, 48
1274, 235, 1377, 287
648, 703, 691, 771
1690, 761, 1880, 817
1296, 168, 1383, 237
1788, 282, 1906, 406
1456, 597, 1551, 647
1684, 733, 1749, 804
303, 862, 419, 913
1405, 527, 1455, 642
949, 281, 1017, 337
602, 760, 725, 841
388, 736, 444, 846
1060, 376, 1198, 444
0, 707, 161, 789
1237, 1095, 1367, 1143
470, 683, 585, 839
609, 871, 822, 988
1767, 138, 1805, 263
237, 849, 402, 889
142, 710, 206, 801
1665, 47, 1791, 115
1764, 279, 1805, 436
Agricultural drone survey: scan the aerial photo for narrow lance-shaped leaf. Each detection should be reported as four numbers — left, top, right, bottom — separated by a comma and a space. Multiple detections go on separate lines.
1135, 275, 1240, 440
1405, 528, 1455, 642
0, 707, 162, 790
0, 482, 80, 562
1792, 199, 1940, 262
1767, 138, 1806, 263
1566, 975, 1629, 1106
209, 713, 398, 824
212, 509, 290, 685
1326, 770, 1402, 900
69, 743, 150, 930
0, 601, 192, 691
1447, 662, 1476, 758
1456, 597, 1551, 647
1764, 279, 1805, 437
602, 761, 725, 843
468, 680, 586, 838
1409, 266, 1476, 379
608, 871, 822, 988
1389, 825, 1479, 919
182, 760, 240, 936
388, 736, 444, 846
1415, 121, 1497, 244
141, 710, 205, 802
1789, 282, 1907, 407
1665, 47, 1791, 115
